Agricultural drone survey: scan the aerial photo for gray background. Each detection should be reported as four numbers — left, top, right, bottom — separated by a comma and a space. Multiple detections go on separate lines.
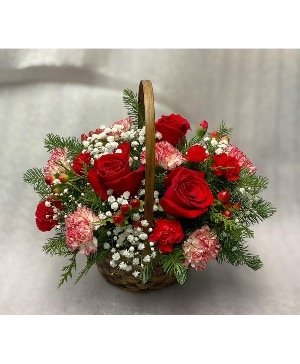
0, 49, 298, 314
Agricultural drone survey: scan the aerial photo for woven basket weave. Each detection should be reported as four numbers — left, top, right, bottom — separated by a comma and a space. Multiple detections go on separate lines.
97, 80, 177, 291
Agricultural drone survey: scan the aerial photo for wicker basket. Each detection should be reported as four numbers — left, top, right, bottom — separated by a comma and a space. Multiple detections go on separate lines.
97, 80, 177, 292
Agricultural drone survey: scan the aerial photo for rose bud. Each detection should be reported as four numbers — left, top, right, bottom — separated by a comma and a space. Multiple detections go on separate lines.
233, 202, 241, 210
45, 175, 56, 185
210, 131, 219, 139
58, 173, 69, 183
130, 198, 141, 209
81, 134, 88, 141
120, 204, 131, 215
223, 210, 232, 219
113, 213, 125, 225
197, 120, 208, 138
217, 190, 230, 203
95, 128, 103, 134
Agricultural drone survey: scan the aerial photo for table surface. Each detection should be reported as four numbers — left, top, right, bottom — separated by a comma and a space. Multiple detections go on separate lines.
0, 49, 299, 314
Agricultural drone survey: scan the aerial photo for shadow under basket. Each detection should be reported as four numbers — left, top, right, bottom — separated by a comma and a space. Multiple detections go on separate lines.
96, 256, 177, 292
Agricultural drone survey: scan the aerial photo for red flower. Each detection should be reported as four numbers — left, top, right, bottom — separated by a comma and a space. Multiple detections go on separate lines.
160, 167, 214, 218
73, 152, 91, 175
212, 153, 241, 181
115, 142, 131, 154
155, 114, 191, 146
87, 152, 145, 200
35, 199, 63, 232
187, 145, 209, 162
149, 219, 184, 253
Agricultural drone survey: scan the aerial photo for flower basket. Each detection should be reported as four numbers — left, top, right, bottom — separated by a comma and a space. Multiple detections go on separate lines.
24, 79, 276, 292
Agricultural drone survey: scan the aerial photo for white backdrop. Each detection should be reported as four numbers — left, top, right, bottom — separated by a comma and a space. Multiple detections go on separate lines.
0, 49, 298, 314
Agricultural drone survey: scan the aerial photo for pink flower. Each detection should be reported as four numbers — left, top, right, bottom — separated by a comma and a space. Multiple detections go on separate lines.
109, 117, 132, 140
44, 147, 71, 175
65, 206, 101, 256
226, 145, 257, 174
140, 141, 185, 170
183, 225, 220, 271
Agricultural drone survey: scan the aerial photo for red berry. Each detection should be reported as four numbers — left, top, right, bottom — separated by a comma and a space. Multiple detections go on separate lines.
210, 131, 219, 139
220, 136, 230, 143
233, 202, 241, 210
200, 120, 208, 130
224, 201, 232, 209
217, 190, 230, 203
120, 204, 131, 215
130, 198, 140, 209
95, 128, 103, 134
52, 187, 61, 195
88, 131, 94, 137
58, 173, 69, 183
223, 210, 232, 218
113, 214, 125, 225
134, 221, 142, 228
45, 175, 55, 185
81, 134, 88, 141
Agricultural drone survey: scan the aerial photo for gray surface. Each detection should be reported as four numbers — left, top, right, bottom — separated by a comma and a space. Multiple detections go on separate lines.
0, 49, 298, 314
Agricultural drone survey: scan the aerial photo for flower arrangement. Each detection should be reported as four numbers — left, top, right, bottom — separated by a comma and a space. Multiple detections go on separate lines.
24, 83, 275, 289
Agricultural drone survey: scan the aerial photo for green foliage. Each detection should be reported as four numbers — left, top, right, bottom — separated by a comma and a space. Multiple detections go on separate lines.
160, 248, 188, 285
23, 167, 50, 199
218, 121, 233, 138
58, 253, 77, 288
123, 89, 145, 128
217, 239, 263, 271
141, 263, 154, 284
44, 133, 82, 157
237, 169, 269, 194
43, 233, 71, 257
75, 249, 107, 284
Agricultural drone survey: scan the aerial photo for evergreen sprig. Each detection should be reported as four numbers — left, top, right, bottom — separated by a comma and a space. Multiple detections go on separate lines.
123, 89, 145, 128
160, 248, 188, 284
75, 249, 107, 284
23, 167, 50, 199
44, 133, 82, 157
58, 253, 77, 288
43, 233, 71, 257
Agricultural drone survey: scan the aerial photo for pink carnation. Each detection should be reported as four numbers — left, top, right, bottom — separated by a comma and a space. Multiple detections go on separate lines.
226, 144, 256, 174
140, 141, 185, 170
109, 117, 132, 140
183, 225, 220, 271
66, 206, 101, 256
44, 147, 71, 175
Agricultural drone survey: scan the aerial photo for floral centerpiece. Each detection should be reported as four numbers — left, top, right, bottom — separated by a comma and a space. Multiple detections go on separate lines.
24, 84, 275, 289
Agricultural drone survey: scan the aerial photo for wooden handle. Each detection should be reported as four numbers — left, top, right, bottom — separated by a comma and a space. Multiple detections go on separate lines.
138, 80, 155, 229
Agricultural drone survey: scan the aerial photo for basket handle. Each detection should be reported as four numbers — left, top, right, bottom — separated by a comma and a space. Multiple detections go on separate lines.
138, 80, 155, 229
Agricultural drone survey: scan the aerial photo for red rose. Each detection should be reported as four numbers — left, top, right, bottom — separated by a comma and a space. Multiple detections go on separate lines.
87, 152, 145, 200
160, 167, 214, 218
149, 219, 184, 253
73, 152, 91, 175
156, 114, 191, 146
187, 145, 209, 162
212, 153, 241, 181
35, 199, 63, 232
